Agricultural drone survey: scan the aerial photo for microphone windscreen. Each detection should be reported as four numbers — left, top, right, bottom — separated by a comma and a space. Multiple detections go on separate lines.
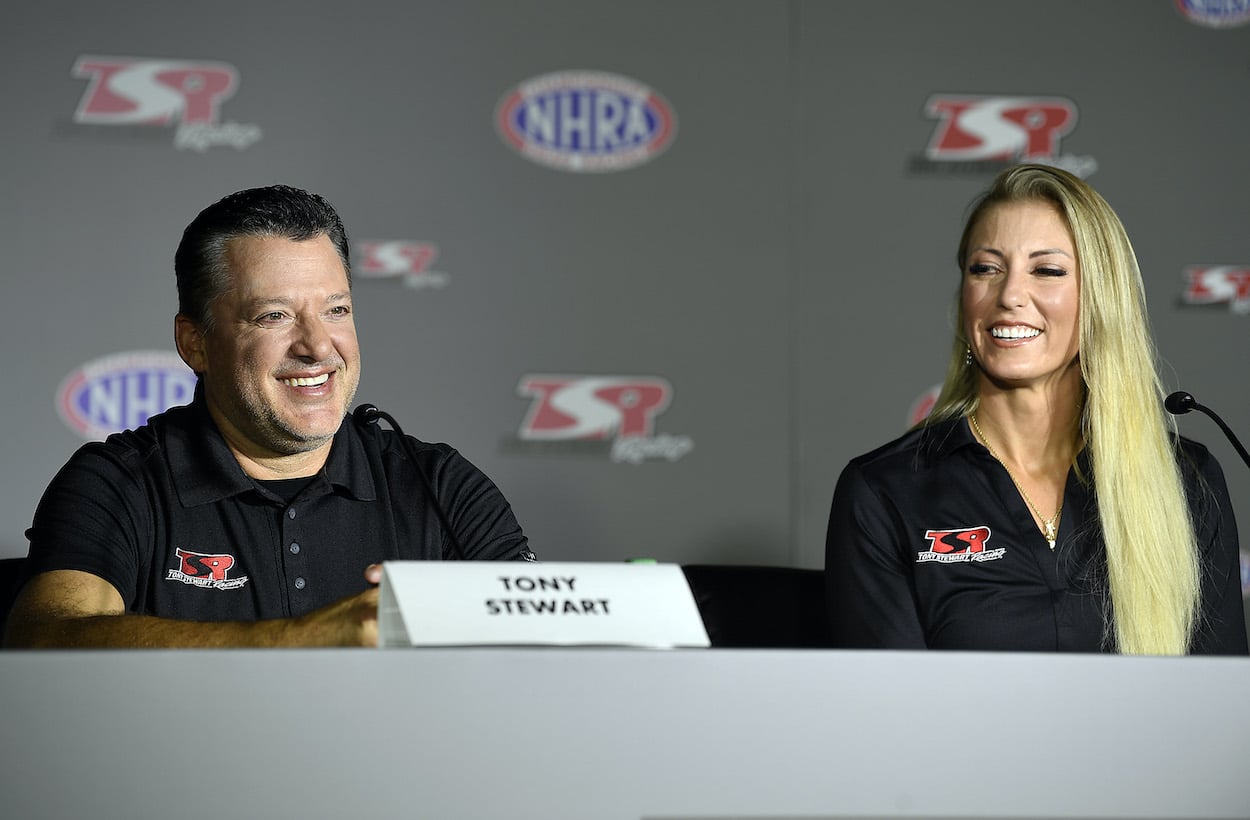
1164, 391, 1196, 415
353, 403, 381, 425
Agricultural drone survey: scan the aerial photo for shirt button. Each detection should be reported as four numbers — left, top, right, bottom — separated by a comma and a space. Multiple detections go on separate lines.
289, 542, 301, 555
294, 577, 306, 590
287, 507, 297, 520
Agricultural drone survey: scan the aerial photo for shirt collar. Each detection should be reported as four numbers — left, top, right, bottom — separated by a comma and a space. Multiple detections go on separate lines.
921, 411, 1093, 476
918, 414, 982, 462
163, 387, 377, 508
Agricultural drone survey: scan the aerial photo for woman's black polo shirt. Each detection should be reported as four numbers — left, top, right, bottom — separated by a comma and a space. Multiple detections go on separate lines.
825, 416, 1247, 653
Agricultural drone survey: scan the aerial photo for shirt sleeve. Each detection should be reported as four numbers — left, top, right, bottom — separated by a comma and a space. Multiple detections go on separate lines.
825, 461, 926, 649
1186, 448, 1249, 655
430, 447, 534, 561
23, 443, 147, 605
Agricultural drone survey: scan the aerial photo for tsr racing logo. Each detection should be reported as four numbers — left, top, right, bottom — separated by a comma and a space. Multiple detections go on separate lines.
506, 374, 693, 464
917, 526, 1006, 564
909, 94, 1096, 178
908, 384, 941, 428
70, 55, 262, 151
166, 548, 249, 591
1181, 266, 1250, 314
353, 240, 450, 289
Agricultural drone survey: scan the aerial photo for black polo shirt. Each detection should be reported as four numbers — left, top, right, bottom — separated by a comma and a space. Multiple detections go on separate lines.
826, 416, 1247, 653
25, 396, 533, 621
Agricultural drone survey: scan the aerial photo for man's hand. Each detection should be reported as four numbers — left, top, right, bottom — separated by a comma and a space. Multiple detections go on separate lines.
287, 565, 382, 646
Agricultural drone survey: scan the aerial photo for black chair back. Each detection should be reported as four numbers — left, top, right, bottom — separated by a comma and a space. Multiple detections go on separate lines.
0, 556, 28, 641
681, 564, 832, 648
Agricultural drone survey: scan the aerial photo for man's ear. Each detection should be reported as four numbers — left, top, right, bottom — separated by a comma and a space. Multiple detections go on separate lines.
174, 314, 207, 375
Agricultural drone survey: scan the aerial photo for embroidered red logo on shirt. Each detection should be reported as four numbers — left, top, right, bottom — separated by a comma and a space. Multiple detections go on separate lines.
166, 548, 250, 590
918, 526, 1006, 563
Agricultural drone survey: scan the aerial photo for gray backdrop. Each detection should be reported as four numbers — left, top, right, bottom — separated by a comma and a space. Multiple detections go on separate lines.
4, 1, 1248, 628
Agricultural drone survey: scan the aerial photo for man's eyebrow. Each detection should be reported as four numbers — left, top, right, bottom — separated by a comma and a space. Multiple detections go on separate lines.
242, 292, 352, 310
241, 296, 294, 311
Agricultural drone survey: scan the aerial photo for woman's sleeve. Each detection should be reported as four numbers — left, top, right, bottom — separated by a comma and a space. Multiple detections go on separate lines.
825, 461, 927, 649
1189, 449, 1249, 655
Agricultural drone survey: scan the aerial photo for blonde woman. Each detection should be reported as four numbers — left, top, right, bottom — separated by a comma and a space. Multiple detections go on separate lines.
825, 164, 1246, 654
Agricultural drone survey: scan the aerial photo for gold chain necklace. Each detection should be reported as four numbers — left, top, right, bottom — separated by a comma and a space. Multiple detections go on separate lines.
969, 413, 1063, 550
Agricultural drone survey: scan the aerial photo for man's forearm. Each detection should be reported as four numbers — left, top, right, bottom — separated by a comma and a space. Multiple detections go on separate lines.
4, 611, 303, 649
4, 568, 380, 649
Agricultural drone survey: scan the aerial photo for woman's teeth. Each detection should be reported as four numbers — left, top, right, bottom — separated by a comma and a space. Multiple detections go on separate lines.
991, 327, 1041, 339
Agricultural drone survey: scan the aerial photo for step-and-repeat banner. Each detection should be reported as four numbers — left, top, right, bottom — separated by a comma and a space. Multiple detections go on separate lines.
4, 2, 1247, 629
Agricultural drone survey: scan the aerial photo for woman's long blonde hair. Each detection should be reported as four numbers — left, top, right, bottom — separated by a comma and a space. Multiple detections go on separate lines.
926, 164, 1199, 655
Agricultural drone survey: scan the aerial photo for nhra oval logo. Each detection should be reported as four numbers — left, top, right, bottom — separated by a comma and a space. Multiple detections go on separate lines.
1175, 0, 1250, 28
57, 351, 197, 440
495, 71, 676, 173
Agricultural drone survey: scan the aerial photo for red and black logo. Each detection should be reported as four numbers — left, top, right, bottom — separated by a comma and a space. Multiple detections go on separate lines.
918, 526, 1005, 563
505, 374, 693, 464
1181, 266, 1250, 315
69, 55, 262, 151
354, 240, 449, 289
166, 548, 249, 590
909, 94, 1095, 178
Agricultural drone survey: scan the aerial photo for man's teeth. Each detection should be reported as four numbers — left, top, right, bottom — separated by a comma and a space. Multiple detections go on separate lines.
991, 327, 1041, 339
281, 374, 330, 387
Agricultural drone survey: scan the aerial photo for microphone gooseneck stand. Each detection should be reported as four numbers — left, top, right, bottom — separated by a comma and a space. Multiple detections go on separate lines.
1165, 391, 1250, 472
352, 403, 468, 560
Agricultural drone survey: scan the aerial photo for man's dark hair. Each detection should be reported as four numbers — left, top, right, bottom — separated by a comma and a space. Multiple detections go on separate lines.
174, 184, 351, 328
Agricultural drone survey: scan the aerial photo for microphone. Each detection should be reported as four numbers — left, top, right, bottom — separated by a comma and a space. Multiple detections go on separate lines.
1164, 391, 1197, 415
1165, 391, 1250, 471
352, 403, 468, 560
352, 403, 381, 426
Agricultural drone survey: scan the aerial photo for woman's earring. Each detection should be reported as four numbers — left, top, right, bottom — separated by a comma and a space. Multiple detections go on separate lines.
965, 346, 973, 368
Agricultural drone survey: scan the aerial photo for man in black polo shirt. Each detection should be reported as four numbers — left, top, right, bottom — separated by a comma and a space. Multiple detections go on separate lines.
5, 185, 534, 648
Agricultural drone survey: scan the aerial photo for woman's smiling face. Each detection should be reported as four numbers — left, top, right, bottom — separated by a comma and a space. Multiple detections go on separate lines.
962, 199, 1081, 391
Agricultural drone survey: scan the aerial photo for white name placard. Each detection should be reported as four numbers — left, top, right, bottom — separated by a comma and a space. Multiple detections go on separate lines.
377, 561, 710, 648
